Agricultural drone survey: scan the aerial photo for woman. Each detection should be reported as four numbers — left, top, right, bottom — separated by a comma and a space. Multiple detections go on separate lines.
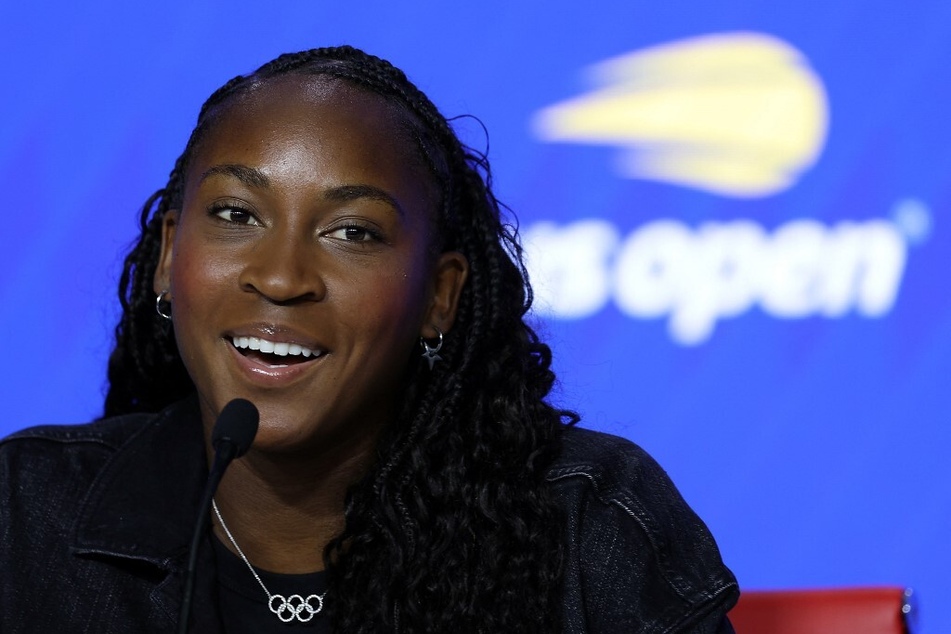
0, 46, 738, 632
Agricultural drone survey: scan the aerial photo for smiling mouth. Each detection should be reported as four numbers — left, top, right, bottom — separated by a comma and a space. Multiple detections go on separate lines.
230, 336, 323, 367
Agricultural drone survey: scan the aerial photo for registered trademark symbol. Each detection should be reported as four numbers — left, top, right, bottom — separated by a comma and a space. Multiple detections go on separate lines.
891, 198, 932, 246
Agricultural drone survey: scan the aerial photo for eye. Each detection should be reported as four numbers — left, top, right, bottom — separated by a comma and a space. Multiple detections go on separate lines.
212, 205, 262, 226
326, 224, 382, 242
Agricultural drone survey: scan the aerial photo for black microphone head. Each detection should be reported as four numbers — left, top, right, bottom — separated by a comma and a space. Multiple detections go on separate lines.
211, 399, 259, 458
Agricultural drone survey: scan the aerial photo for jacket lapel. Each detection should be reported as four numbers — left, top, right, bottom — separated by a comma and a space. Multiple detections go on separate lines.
71, 398, 223, 631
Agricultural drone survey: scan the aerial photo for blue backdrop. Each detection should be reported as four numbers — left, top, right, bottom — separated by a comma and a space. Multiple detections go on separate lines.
2, 2, 948, 631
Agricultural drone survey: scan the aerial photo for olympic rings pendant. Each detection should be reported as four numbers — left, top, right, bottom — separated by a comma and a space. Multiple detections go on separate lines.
268, 593, 326, 623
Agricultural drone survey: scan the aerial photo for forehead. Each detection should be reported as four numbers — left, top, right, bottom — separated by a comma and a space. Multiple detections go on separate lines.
187, 75, 438, 208
223, 74, 405, 131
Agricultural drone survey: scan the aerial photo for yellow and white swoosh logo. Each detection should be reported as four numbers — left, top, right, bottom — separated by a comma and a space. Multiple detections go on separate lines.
532, 32, 829, 197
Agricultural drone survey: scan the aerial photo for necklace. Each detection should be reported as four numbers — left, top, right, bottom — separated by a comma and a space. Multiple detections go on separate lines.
212, 500, 327, 624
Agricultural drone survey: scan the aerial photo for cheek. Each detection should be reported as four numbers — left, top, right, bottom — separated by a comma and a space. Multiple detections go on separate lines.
167, 233, 238, 361
169, 228, 236, 303
337, 261, 431, 343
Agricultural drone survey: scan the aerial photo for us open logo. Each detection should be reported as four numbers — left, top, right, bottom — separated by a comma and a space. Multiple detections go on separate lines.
526, 32, 929, 345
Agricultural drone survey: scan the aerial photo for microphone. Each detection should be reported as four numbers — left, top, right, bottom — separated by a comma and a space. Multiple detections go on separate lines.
211, 398, 259, 462
178, 399, 259, 634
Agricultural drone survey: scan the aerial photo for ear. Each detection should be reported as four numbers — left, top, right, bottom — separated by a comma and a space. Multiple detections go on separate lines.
421, 250, 468, 338
153, 210, 181, 297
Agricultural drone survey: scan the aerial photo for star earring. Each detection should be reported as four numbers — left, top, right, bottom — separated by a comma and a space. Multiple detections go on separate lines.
420, 327, 444, 370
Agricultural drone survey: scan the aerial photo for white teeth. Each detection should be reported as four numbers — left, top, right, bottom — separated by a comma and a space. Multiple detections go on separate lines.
231, 336, 320, 358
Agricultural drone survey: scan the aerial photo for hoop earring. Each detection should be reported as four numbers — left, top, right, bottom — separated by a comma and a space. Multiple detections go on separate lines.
155, 289, 172, 320
419, 327, 443, 370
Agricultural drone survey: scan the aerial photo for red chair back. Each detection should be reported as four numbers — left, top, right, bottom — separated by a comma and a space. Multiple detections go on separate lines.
728, 587, 914, 634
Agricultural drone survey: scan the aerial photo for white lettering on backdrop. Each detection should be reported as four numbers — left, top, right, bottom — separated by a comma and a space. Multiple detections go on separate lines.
524, 209, 917, 345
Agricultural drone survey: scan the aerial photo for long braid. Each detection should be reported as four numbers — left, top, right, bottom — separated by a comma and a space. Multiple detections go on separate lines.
105, 46, 573, 632
322, 63, 563, 626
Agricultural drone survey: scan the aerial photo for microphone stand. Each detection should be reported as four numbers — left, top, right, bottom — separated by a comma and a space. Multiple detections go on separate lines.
177, 399, 258, 634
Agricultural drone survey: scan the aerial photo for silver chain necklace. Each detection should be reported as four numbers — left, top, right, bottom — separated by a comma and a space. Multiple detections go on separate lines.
212, 500, 327, 624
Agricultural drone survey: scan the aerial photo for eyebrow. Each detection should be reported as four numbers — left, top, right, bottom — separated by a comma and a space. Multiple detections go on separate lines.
199, 164, 270, 188
198, 165, 403, 216
323, 184, 404, 217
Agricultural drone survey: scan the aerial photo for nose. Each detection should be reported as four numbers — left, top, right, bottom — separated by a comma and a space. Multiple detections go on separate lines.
238, 232, 326, 304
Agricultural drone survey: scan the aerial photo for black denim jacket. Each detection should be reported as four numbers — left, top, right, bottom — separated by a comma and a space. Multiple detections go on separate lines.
0, 399, 738, 633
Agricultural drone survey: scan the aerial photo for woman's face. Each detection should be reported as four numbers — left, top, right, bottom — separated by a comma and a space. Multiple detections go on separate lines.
154, 76, 467, 456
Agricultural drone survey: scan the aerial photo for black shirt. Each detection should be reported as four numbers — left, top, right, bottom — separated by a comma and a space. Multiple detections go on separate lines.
213, 536, 332, 633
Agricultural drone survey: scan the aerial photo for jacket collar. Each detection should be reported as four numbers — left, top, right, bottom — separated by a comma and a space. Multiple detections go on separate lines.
71, 396, 222, 631
72, 397, 207, 565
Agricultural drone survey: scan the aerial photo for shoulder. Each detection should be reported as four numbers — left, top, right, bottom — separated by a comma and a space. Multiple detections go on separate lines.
2, 413, 155, 450
1, 413, 154, 479
549, 425, 738, 634
548, 426, 696, 531
0, 413, 158, 521
549, 424, 666, 487
547, 425, 706, 551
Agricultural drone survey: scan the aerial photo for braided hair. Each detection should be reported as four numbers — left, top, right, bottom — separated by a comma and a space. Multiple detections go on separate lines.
105, 46, 575, 632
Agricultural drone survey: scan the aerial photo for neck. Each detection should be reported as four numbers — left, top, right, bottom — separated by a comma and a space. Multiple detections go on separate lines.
210, 425, 382, 574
